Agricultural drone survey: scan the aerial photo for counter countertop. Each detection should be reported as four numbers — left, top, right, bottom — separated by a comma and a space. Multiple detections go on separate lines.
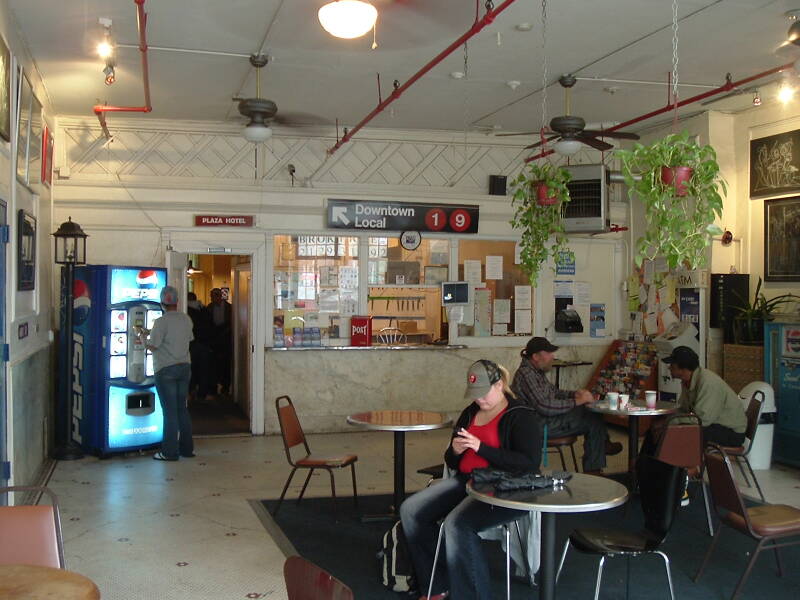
266, 344, 467, 351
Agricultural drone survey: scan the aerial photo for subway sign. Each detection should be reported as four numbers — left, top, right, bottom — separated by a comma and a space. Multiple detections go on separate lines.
326, 199, 479, 233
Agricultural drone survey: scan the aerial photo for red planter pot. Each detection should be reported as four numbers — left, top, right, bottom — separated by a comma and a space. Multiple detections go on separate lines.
660, 166, 694, 197
536, 183, 558, 206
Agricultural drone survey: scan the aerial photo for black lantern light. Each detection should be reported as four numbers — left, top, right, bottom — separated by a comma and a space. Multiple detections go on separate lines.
52, 217, 88, 265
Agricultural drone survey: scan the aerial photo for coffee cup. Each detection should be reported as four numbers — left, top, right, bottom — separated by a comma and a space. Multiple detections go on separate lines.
606, 392, 619, 410
645, 390, 657, 408
619, 393, 630, 408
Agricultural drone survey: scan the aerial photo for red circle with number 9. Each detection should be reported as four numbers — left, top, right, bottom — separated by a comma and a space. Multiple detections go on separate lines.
449, 209, 471, 232
425, 208, 447, 231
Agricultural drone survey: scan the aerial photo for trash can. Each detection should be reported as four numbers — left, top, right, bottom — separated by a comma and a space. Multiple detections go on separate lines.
738, 381, 776, 471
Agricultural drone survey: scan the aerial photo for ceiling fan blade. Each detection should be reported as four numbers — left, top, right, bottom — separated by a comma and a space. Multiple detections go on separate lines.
575, 135, 614, 151
524, 135, 559, 150
495, 131, 542, 137
583, 129, 640, 140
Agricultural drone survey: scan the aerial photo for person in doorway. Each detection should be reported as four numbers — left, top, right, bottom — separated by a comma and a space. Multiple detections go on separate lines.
205, 287, 232, 397
400, 359, 542, 600
139, 285, 195, 461
187, 292, 213, 402
511, 337, 622, 474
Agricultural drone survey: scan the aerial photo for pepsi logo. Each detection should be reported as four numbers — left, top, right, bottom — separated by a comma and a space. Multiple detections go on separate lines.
469, 374, 477, 383
136, 269, 159, 289
73, 279, 91, 326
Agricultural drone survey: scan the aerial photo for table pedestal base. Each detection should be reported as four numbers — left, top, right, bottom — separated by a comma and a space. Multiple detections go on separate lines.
359, 431, 406, 522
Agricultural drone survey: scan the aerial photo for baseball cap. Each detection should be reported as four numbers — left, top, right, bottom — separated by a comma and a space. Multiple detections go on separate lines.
522, 336, 559, 358
464, 360, 503, 401
661, 346, 699, 369
160, 285, 179, 306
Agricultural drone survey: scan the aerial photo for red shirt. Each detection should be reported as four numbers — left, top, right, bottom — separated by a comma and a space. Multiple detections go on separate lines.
458, 408, 507, 474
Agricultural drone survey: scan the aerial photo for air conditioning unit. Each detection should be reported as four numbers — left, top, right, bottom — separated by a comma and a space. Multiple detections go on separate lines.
562, 164, 609, 233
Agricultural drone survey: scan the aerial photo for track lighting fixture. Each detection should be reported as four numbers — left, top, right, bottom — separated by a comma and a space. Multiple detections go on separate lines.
752, 90, 762, 106
103, 62, 116, 85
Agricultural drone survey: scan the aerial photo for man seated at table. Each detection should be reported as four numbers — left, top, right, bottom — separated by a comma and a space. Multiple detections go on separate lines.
511, 337, 622, 475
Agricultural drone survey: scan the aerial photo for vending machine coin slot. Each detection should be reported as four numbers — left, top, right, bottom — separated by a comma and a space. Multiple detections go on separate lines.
126, 391, 155, 416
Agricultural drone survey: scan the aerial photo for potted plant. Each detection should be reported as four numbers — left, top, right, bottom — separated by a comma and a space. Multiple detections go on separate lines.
732, 277, 799, 345
510, 162, 573, 286
617, 131, 727, 269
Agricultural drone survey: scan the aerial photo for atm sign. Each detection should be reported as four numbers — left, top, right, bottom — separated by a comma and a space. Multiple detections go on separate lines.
194, 215, 254, 227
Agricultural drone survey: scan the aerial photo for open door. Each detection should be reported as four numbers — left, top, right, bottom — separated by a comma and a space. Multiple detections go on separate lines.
165, 251, 188, 311
233, 263, 252, 418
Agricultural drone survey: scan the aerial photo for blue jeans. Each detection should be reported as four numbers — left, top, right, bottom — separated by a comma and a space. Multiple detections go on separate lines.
546, 406, 608, 471
399, 475, 526, 600
154, 363, 193, 458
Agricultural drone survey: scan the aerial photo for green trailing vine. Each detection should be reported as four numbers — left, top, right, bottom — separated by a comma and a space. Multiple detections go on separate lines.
617, 131, 726, 269
510, 162, 573, 287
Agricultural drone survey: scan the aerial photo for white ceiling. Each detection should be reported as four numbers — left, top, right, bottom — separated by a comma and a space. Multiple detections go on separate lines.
7, 0, 800, 136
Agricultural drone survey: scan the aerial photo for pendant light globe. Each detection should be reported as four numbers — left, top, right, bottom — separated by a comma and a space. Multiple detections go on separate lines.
554, 138, 582, 156
243, 122, 273, 143
318, 0, 377, 39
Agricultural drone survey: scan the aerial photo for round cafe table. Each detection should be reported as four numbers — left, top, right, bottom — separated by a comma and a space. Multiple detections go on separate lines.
587, 399, 677, 487
0, 564, 100, 599
347, 410, 452, 520
468, 473, 628, 600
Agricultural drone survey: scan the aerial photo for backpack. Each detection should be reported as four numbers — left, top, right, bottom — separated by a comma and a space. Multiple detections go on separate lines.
377, 520, 417, 593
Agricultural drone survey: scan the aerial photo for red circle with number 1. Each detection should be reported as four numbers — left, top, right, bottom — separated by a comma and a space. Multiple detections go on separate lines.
449, 209, 471, 232
425, 208, 447, 231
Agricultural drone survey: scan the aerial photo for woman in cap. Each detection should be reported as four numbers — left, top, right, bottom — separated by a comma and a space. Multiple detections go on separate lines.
399, 359, 542, 600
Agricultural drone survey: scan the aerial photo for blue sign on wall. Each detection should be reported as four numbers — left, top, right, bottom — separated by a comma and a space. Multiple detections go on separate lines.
555, 252, 576, 275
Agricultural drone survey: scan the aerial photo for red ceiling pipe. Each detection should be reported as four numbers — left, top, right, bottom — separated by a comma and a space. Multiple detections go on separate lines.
525, 62, 794, 163
93, 0, 152, 138
327, 0, 520, 156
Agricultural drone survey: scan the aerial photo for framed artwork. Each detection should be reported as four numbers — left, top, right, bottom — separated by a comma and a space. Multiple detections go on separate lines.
42, 125, 54, 186
17, 209, 36, 290
16, 73, 31, 182
28, 95, 42, 185
750, 130, 800, 198
424, 265, 448, 285
764, 197, 800, 282
0, 34, 9, 142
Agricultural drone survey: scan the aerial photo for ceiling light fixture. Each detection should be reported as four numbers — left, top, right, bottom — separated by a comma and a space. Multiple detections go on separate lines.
243, 122, 273, 143
752, 90, 762, 106
103, 62, 115, 85
318, 1, 377, 40
97, 17, 114, 58
554, 138, 582, 156
778, 84, 796, 103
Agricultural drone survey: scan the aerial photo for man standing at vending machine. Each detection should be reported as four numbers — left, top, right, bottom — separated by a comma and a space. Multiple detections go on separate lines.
139, 285, 195, 461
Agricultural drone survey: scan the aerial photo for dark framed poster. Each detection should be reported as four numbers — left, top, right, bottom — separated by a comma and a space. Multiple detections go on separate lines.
17, 209, 35, 290
765, 196, 800, 282
751, 130, 800, 198
0, 34, 9, 142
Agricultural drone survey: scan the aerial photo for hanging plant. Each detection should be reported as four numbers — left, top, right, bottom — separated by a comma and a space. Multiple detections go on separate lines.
617, 131, 727, 269
510, 162, 573, 286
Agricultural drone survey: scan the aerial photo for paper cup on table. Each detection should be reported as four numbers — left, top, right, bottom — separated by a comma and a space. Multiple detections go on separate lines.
645, 390, 657, 408
619, 394, 630, 408
606, 392, 619, 410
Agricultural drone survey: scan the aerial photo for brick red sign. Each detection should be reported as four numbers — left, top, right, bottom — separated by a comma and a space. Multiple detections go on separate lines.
194, 215, 254, 227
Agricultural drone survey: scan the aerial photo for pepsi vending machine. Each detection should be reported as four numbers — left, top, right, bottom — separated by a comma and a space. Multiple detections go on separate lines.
60, 265, 167, 455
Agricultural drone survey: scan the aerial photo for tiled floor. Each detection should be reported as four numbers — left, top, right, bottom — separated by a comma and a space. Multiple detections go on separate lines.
45, 427, 799, 599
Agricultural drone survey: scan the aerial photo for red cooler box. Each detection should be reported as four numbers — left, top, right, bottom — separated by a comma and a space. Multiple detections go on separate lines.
350, 316, 372, 346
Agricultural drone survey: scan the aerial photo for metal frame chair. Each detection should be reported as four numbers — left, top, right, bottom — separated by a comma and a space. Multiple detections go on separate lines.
274, 396, 358, 519
719, 387, 766, 502
284, 555, 354, 600
547, 435, 580, 471
556, 455, 686, 600
0, 486, 66, 568
694, 444, 800, 600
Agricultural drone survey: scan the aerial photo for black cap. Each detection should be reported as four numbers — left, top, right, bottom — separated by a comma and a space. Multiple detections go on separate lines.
661, 346, 699, 370
522, 337, 559, 358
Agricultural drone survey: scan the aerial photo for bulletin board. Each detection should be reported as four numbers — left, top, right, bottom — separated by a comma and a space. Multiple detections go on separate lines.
533, 239, 622, 345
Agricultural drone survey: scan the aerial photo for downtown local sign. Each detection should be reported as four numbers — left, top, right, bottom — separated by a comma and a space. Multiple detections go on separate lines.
326, 199, 479, 233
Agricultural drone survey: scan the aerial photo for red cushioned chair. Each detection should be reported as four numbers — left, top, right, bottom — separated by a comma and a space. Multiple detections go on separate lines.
0, 486, 65, 569
284, 555, 354, 600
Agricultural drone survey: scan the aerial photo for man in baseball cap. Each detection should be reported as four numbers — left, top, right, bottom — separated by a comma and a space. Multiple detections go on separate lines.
511, 337, 621, 474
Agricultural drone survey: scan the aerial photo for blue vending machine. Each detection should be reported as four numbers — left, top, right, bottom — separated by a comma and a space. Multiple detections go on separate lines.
765, 320, 800, 467
59, 265, 168, 455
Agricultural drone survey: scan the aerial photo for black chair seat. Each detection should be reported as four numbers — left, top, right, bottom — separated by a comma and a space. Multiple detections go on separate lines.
417, 463, 444, 479
570, 527, 661, 556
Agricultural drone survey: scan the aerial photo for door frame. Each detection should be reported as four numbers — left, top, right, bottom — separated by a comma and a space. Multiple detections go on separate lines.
162, 231, 266, 435
232, 262, 252, 417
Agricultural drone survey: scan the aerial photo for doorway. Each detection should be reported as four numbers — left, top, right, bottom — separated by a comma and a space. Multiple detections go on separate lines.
186, 254, 251, 435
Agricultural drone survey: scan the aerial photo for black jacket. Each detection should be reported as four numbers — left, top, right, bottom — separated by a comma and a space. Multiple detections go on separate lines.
444, 394, 543, 474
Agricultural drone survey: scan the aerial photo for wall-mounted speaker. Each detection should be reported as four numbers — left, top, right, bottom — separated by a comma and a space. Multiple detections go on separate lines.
489, 175, 507, 196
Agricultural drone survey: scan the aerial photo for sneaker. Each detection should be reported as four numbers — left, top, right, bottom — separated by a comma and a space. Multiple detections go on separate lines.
681, 490, 690, 507
605, 441, 623, 456
153, 452, 178, 461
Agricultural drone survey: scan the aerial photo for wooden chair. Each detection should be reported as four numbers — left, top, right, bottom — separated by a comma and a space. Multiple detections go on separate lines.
547, 435, 580, 471
377, 327, 407, 345
557, 455, 686, 600
274, 396, 358, 519
284, 555, 354, 600
0, 486, 65, 568
719, 386, 767, 502
694, 444, 800, 600
655, 413, 714, 535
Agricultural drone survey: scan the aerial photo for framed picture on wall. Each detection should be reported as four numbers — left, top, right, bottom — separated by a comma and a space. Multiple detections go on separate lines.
764, 196, 800, 282
28, 95, 42, 185
0, 34, 10, 142
17, 209, 36, 290
42, 125, 54, 186
16, 73, 32, 182
751, 130, 800, 198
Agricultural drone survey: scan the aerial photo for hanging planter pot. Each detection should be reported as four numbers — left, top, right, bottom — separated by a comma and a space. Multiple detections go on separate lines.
535, 182, 558, 206
660, 165, 694, 197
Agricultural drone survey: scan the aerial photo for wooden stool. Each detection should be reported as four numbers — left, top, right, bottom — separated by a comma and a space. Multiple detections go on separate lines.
0, 564, 100, 599
547, 435, 580, 471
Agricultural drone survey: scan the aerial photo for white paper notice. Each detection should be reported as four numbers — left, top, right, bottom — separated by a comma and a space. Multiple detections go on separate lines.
575, 282, 591, 305
655, 256, 669, 273
644, 312, 659, 335
493, 299, 511, 323
639, 285, 649, 311
514, 285, 532, 310
643, 260, 655, 284
485, 255, 503, 280
464, 260, 482, 285
647, 286, 657, 313
662, 307, 679, 329
514, 310, 532, 334
492, 323, 508, 336
555, 280, 574, 298
514, 242, 522, 265
632, 313, 644, 334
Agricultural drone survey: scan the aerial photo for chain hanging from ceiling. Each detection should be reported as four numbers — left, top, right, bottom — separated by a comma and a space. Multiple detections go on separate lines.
539, 0, 549, 150
671, 0, 680, 129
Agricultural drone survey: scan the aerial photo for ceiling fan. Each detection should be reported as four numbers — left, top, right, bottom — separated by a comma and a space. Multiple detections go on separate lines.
498, 74, 640, 155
